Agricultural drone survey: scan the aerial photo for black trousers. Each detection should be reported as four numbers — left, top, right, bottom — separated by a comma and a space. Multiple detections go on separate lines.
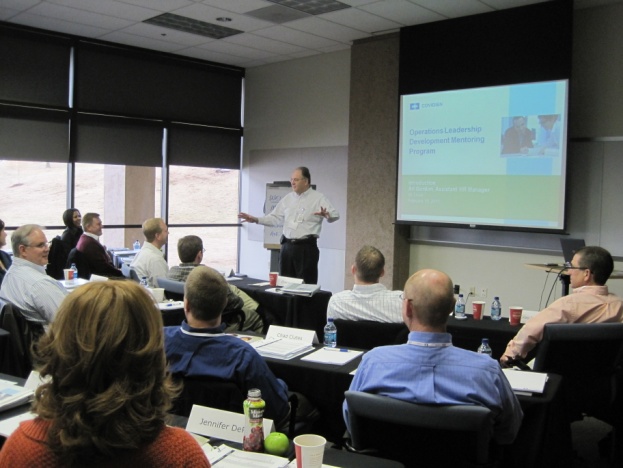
279, 237, 319, 284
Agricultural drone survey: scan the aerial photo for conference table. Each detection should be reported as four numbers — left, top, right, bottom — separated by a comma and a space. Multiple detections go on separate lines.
262, 344, 569, 467
234, 277, 332, 339
446, 314, 520, 359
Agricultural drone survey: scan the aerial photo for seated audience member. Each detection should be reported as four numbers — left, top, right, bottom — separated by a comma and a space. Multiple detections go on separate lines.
0, 224, 68, 324
0, 281, 209, 467
164, 266, 290, 427
76, 212, 123, 277
0, 218, 12, 286
327, 245, 402, 322
60, 208, 83, 250
130, 217, 169, 287
344, 269, 523, 445
501, 246, 623, 364
167, 235, 263, 333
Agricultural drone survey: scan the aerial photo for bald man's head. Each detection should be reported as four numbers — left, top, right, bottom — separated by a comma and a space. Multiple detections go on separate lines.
403, 269, 455, 330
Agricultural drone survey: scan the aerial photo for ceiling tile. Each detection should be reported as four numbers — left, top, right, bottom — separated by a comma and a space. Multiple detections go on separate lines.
410, 0, 493, 18
253, 25, 343, 48
27, 2, 135, 30
114, 22, 213, 47
224, 32, 309, 55
47, 0, 158, 21
286, 16, 370, 42
10, 12, 111, 37
360, 0, 446, 25
321, 6, 402, 32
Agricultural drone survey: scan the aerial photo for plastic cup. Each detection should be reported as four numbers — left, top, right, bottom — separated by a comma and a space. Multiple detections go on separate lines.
149, 287, 165, 302
509, 307, 523, 325
294, 434, 326, 468
472, 301, 485, 320
63, 269, 74, 281
269, 272, 278, 287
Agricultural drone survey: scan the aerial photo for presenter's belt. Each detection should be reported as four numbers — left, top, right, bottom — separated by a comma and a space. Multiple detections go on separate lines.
280, 235, 317, 245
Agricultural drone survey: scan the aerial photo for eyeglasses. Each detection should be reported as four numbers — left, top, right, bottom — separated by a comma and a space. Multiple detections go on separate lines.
290, 178, 307, 183
563, 261, 587, 271
25, 241, 50, 249
399, 293, 411, 301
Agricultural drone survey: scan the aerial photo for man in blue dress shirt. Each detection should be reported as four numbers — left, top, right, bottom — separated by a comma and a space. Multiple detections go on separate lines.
343, 269, 523, 445
164, 265, 290, 427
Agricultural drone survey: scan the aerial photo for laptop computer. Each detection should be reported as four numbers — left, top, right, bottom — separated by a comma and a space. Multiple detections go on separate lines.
560, 238, 586, 264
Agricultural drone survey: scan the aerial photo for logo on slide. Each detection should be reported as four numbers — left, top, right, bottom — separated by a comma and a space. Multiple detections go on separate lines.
410, 103, 420, 110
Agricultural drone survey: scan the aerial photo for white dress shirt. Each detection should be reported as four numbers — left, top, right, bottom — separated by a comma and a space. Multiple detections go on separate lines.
327, 283, 403, 323
257, 188, 339, 240
130, 242, 169, 288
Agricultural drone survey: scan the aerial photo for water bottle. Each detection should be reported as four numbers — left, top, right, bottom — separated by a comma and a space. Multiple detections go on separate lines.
133, 239, 140, 250
491, 296, 502, 321
70, 263, 79, 281
324, 317, 337, 348
139, 276, 149, 288
477, 338, 492, 356
243, 388, 265, 452
454, 293, 466, 319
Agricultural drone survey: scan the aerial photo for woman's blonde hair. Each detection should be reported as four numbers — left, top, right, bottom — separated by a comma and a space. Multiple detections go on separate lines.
33, 281, 178, 465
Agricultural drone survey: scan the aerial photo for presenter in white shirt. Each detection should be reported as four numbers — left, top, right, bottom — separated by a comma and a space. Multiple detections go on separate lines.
239, 166, 339, 284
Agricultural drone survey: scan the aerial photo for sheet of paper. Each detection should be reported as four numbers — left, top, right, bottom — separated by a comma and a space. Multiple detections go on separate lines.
158, 301, 184, 310
502, 369, 548, 394
251, 338, 313, 360
300, 348, 363, 366
204, 444, 288, 467
0, 411, 36, 437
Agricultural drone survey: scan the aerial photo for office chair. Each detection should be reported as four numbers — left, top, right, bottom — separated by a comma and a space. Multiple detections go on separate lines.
0, 301, 45, 378
333, 320, 408, 350
157, 277, 185, 301
129, 268, 141, 282
120, 262, 132, 278
344, 391, 494, 467
532, 322, 623, 462
171, 374, 299, 439
65, 248, 91, 279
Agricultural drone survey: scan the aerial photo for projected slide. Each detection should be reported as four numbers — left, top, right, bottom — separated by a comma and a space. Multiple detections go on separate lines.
397, 80, 568, 230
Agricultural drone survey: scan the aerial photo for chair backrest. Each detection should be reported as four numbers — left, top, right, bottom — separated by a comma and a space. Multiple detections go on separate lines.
171, 375, 246, 418
344, 391, 493, 466
532, 322, 623, 423
0, 300, 45, 378
129, 268, 141, 282
157, 277, 185, 301
66, 248, 91, 279
46, 236, 70, 280
333, 320, 407, 350
120, 262, 132, 278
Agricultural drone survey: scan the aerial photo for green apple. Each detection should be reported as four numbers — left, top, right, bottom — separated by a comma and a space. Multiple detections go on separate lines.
264, 432, 289, 456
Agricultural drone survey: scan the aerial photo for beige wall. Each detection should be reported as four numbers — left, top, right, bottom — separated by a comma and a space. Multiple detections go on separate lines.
241, 3, 623, 304
346, 34, 410, 290
240, 51, 351, 293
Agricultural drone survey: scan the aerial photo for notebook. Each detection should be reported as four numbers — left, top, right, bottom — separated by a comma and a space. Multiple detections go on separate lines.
560, 238, 585, 264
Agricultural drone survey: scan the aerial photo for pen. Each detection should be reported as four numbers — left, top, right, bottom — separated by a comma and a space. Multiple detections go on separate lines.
212, 448, 235, 465
323, 347, 349, 352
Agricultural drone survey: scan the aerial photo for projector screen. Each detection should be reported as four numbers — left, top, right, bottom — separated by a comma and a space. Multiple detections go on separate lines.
396, 79, 568, 231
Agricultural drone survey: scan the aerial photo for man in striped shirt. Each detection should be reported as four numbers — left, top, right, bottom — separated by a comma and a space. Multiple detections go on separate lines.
327, 245, 403, 323
0, 224, 68, 325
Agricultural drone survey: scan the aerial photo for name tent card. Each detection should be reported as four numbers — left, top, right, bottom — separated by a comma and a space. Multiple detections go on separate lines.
265, 325, 319, 344
251, 326, 318, 360
186, 405, 273, 443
